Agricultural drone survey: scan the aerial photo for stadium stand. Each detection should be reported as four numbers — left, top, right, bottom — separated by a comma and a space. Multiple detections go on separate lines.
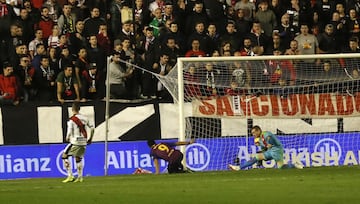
0, 0, 358, 104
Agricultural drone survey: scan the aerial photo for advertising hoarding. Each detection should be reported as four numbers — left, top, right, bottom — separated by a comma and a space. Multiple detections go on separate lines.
1, 132, 359, 180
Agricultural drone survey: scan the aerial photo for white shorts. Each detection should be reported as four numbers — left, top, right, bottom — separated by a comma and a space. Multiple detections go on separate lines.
63, 143, 86, 158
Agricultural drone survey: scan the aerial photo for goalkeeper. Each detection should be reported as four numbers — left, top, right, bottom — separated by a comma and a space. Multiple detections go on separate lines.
229, 125, 303, 170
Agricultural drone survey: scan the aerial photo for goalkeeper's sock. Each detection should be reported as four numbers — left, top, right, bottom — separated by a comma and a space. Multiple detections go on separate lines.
240, 157, 258, 169
280, 163, 295, 169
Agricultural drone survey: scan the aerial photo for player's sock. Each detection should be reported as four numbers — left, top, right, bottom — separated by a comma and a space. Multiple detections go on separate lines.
63, 159, 73, 177
76, 161, 83, 178
240, 157, 258, 169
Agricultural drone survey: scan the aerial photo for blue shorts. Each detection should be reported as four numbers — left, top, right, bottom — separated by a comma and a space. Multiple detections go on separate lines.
263, 147, 284, 162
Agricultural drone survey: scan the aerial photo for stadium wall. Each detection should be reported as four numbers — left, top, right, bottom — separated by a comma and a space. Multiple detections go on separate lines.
0, 93, 360, 145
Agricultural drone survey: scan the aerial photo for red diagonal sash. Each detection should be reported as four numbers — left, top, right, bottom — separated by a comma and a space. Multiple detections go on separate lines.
261, 132, 267, 147
70, 115, 87, 138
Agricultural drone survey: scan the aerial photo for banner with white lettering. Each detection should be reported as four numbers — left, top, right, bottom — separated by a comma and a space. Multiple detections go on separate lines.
186, 133, 360, 171
0, 142, 160, 179
192, 94, 360, 118
1, 133, 359, 179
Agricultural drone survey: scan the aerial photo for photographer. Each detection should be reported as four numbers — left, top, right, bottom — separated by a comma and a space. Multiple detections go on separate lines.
108, 51, 134, 99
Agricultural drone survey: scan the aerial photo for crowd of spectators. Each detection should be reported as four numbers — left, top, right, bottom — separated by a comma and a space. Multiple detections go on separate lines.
0, 0, 360, 105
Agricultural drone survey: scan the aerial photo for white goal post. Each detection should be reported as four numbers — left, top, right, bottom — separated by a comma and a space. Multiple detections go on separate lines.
157, 53, 360, 171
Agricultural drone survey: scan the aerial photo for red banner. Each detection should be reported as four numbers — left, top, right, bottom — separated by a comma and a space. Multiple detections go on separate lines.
192, 93, 360, 118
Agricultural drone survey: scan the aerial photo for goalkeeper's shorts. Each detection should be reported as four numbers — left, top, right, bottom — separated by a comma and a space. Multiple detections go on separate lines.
263, 147, 283, 162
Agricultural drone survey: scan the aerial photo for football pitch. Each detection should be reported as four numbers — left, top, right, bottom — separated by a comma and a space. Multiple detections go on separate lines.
0, 166, 359, 204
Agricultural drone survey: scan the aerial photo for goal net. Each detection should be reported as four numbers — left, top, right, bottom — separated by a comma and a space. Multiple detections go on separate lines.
158, 54, 360, 171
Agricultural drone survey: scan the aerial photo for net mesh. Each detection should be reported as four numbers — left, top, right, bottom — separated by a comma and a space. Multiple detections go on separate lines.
156, 54, 360, 170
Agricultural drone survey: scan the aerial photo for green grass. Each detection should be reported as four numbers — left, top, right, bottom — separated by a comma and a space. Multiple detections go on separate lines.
0, 166, 359, 204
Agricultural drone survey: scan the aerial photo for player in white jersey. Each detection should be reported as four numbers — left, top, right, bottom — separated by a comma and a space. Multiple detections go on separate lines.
62, 102, 94, 183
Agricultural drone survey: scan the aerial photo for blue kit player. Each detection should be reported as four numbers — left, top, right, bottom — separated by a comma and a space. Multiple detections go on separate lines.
229, 125, 303, 170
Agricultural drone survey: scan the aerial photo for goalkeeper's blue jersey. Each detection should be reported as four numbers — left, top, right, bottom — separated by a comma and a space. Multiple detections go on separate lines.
259, 131, 283, 150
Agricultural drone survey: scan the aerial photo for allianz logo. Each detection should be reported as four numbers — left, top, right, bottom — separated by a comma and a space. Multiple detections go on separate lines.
107, 150, 156, 169
186, 143, 210, 171
106, 144, 211, 171
0, 154, 51, 173
313, 138, 342, 164
104, 144, 212, 171
0, 144, 212, 174
0, 151, 82, 175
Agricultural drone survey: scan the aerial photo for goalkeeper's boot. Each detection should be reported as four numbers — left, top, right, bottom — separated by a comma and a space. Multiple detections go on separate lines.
293, 161, 304, 169
62, 176, 75, 183
74, 177, 83, 183
184, 168, 195, 173
228, 164, 240, 171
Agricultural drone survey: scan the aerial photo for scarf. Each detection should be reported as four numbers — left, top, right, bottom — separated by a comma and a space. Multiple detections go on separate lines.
206, 71, 215, 89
